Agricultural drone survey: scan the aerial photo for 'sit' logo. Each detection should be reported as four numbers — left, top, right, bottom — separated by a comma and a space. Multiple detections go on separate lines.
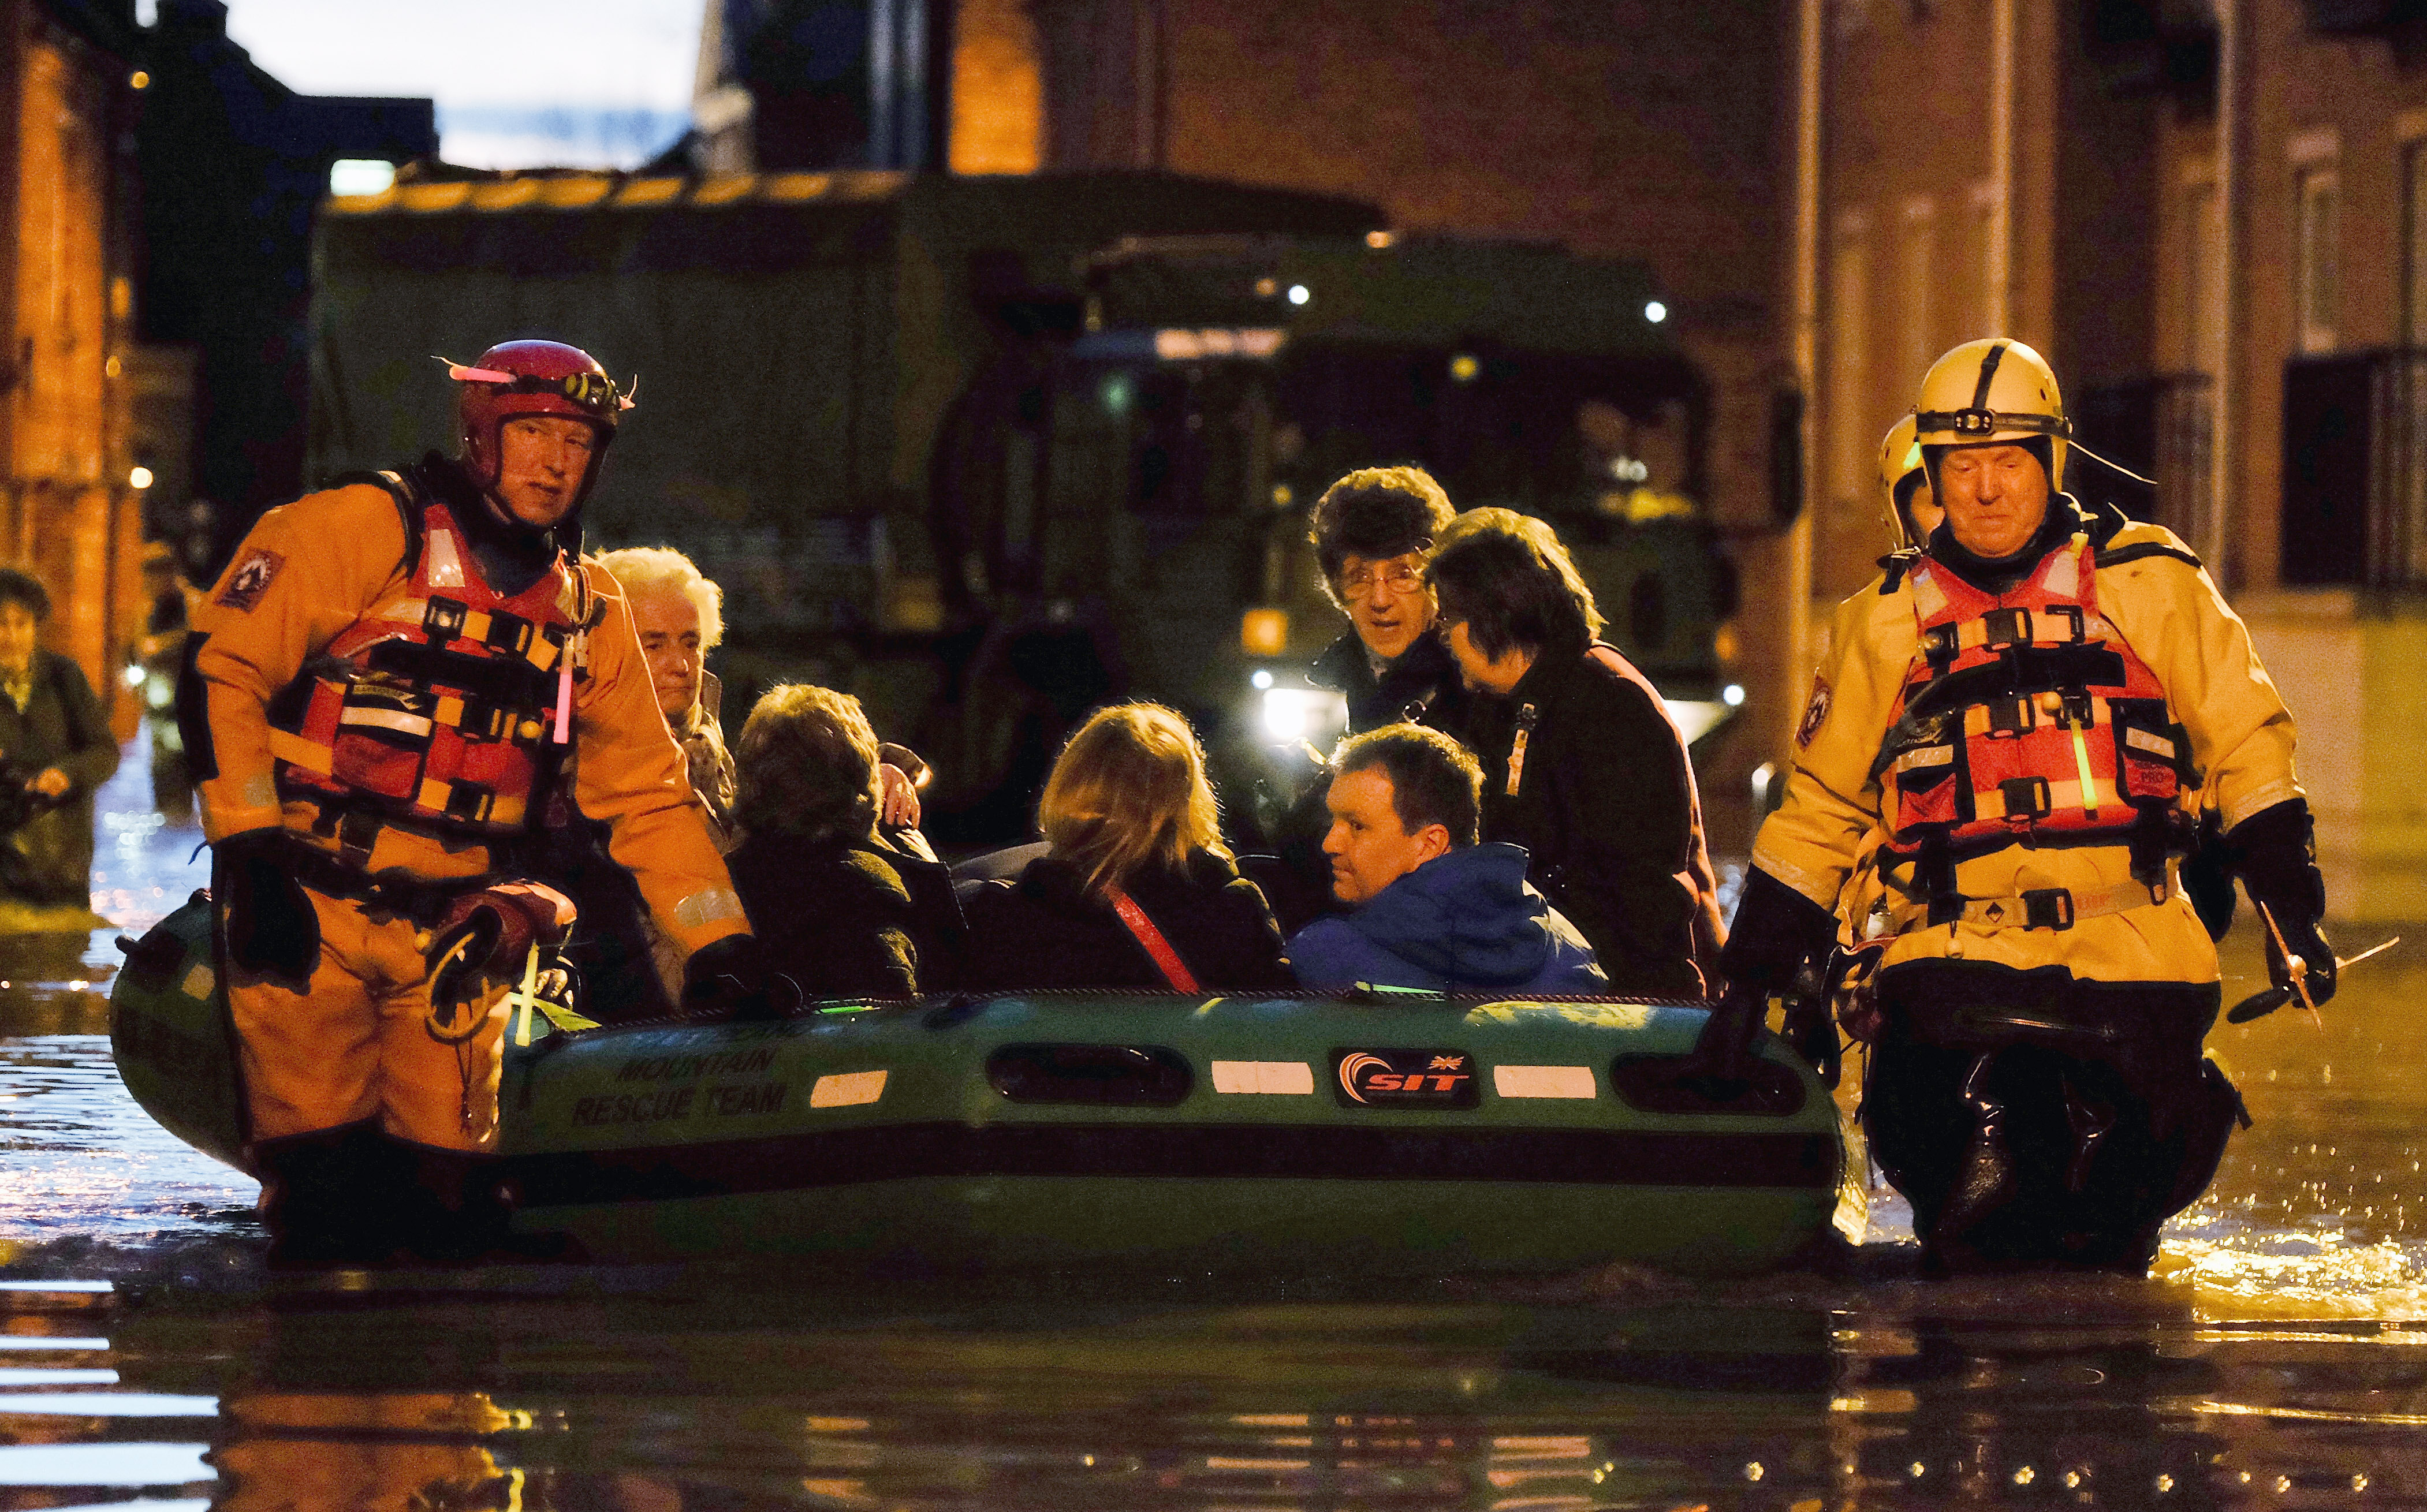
1334, 1049, 1478, 1108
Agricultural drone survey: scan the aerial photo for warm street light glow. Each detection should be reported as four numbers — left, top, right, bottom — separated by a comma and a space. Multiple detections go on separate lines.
128, 71, 148, 90
1645, 300, 1668, 323
329, 159, 397, 197
128, 466, 152, 490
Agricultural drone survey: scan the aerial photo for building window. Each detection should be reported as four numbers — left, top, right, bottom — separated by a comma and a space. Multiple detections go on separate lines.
2183, 181, 2223, 377
2295, 166, 2339, 355
2405, 141, 2427, 349
1899, 196, 1936, 384
1828, 211, 1872, 518
1967, 181, 2001, 334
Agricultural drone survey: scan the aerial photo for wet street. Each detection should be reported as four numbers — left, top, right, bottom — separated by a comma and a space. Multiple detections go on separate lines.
0, 744, 2422, 1509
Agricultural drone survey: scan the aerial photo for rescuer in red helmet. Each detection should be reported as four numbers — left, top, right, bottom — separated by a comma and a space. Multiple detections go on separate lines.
185, 339, 792, 1265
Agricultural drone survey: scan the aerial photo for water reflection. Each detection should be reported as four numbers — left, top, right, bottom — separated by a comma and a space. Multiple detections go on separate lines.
0, 749, 2421, 1506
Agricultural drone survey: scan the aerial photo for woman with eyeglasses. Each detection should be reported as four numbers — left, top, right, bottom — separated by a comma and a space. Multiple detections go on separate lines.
1303, 466, 1474, 737
1248, 466, 1481, 934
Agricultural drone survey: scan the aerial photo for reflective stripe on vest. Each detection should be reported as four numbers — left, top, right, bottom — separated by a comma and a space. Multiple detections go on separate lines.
1878, 535, 2191, 912
269, 494, 577, 838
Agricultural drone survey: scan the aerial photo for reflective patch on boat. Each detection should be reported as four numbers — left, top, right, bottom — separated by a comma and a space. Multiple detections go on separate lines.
1493, 1065, 1598, 1099
1548, 1003, 1659, 1031
180, 963, 215, 1003
809, 1070, 888, 1108
1210, 1060, 1314, 1095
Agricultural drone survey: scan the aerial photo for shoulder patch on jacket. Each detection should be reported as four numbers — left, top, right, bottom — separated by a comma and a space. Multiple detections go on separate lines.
1795, 674, 1830, 748
213, 547, 285, 611
2095, 540, 2205, 572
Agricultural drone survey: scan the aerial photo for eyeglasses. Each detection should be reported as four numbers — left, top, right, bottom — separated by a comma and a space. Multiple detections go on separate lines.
1340, 561, 1426, 595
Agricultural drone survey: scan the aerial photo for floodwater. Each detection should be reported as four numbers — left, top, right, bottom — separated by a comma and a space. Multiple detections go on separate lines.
1, 745, 2425, 1509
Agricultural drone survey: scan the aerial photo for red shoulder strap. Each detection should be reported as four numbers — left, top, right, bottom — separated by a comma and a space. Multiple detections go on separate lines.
1107, 888, 1201, 992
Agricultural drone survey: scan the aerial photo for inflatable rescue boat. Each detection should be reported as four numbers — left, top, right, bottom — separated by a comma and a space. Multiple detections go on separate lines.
110, 894, 1841, 1276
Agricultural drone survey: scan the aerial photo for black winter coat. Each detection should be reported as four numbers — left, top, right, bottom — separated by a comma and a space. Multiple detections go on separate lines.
963, 849, 1292, 991
1466, 641, 1710, 997
726, 832, 968, 999
0, 650, 118, 906
1306, 629, 1474, 737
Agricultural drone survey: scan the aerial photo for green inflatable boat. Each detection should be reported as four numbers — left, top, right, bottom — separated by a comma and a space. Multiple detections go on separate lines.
110, 894, 1843, 1276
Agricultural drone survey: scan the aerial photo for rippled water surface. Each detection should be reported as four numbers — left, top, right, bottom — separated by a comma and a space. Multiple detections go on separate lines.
1, 750, 2424, 1509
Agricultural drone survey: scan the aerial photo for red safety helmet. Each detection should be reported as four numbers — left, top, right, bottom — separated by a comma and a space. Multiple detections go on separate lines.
445, 340, 633, 509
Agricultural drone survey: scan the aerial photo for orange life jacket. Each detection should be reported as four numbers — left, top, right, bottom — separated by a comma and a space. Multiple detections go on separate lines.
267, 481, 581, 840
1876, 534, 2197, 925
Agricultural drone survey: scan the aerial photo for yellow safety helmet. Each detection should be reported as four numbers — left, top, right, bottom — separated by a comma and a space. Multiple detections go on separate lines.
1912, 337, 2070, 492
1877, 413, 1926, 550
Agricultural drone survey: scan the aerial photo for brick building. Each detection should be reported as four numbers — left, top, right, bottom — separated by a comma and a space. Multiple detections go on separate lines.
0, 0, 147, 738
1000, 0, 1799, 848
1800, 0, 2427, 918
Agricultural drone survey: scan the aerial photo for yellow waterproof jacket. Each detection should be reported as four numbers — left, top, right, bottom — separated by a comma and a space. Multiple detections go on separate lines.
191, 482, 749, 959
1753, 510, 2299, 987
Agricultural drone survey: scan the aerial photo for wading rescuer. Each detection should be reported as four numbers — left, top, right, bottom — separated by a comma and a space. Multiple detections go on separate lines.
185, 339, 786, 1265
1706, 338, 2333, 1275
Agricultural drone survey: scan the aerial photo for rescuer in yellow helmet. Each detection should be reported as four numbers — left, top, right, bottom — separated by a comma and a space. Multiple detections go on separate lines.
1878, 412, 1943, 552
1813, 416, 1952, 1053
1705, 337, 2329, 1275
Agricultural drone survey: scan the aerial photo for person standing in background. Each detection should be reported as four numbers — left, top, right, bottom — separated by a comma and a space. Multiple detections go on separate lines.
133, 543, 199, 825
0, 568, 117, 911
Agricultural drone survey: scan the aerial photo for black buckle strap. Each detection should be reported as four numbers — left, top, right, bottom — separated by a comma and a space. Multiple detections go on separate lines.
1999, 775, 2053, 819
2022, 887, 2075, 930
280, 837, 494, 927
443, 781, 496, 823
423, 597, 469, 640
483, 610, 534, 656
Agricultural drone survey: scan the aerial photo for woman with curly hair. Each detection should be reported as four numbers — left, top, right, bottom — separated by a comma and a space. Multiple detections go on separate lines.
724, 684, 967, 998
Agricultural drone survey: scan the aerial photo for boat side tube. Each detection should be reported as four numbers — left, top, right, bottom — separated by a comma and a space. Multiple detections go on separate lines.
494, 990, 1841, 1275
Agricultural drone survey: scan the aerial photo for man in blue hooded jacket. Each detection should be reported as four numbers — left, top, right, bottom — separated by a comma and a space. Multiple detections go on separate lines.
1290, 725, 1606, 992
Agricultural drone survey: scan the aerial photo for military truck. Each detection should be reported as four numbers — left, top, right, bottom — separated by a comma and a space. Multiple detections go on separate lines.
309, 169, 1736, 840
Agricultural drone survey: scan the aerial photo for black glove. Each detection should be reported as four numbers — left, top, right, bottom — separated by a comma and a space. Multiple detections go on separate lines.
681, 934, 801, 1021
2178, 810, 2238, 942
2230, 798, 2336, 1008
215, 831, 319, 988
1715, 867, 1839, 1000
1694, 868, 1839, 1078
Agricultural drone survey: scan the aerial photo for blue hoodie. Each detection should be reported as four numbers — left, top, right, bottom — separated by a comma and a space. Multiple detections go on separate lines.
1289, 842, 1609, 993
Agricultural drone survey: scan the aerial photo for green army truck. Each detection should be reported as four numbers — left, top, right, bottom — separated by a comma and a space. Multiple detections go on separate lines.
309, 169, 1737, 841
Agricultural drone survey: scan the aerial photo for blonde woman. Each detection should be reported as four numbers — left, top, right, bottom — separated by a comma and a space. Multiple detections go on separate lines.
963, 703, 1290, 991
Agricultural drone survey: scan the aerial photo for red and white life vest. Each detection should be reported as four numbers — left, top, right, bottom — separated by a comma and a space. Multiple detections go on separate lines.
1877, 535, 2195, 923
269, 491, 580, 838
